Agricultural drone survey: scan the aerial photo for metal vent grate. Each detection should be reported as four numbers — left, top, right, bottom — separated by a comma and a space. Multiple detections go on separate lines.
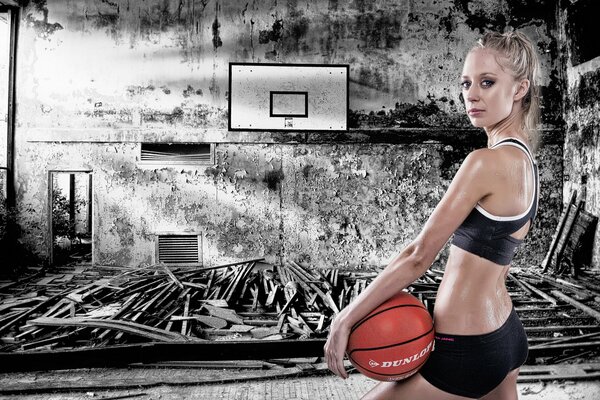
141, 143, 212, 164
157, 235, 200, 265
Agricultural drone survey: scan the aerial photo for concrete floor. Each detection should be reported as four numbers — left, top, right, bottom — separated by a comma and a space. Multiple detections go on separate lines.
2, 372, 599, 400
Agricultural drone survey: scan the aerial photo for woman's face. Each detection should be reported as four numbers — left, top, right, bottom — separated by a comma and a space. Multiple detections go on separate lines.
460, 48, 520, 129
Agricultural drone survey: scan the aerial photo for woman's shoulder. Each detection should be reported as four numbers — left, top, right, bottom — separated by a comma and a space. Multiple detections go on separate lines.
461, 147, 500, 170
458, 148, 506, 184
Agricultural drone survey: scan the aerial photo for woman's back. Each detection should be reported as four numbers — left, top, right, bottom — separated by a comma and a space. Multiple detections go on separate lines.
434, 137, 538, 335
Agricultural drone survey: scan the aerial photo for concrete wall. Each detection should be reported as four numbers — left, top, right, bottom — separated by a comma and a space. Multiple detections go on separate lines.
559, 0, 600, 269
12, 0, 564, 269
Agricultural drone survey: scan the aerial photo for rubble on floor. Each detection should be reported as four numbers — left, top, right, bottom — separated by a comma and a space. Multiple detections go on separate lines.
0, 258, 599, 393
0, 259, 384, 351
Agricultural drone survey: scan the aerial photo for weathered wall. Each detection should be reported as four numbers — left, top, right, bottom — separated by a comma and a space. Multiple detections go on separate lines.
559, 0, 600, 269
13, 0, 564, 269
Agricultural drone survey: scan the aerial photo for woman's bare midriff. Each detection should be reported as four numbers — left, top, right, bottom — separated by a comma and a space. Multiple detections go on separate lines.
432, 245, 514, 335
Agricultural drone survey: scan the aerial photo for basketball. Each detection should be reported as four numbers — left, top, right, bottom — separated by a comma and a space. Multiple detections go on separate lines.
346, 291, 435, 381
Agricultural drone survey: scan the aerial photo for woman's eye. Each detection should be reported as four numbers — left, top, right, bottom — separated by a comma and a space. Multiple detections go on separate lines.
461, 81, 471, 89
481, 79, 494, 88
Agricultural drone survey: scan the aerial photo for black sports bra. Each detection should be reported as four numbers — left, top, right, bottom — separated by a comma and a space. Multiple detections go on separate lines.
451, 138, 539, 265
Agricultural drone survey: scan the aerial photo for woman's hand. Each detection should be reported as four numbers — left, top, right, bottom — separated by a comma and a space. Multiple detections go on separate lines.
324, 310, 352, 379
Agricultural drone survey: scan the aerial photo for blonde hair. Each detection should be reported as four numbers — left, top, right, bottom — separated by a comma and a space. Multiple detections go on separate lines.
475, 31, 542, 152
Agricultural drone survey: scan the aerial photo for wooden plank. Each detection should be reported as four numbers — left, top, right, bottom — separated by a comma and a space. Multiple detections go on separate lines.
529, 331, 600, 350
198, 258, 265, 272
518, 279, 558, 305
204, 269, 215, 295
250, 286, 259, 311
555, 200, 583, 273
242, 319, 279, 327
316, 314, 325, 333
524, 325, 600, 333
526, 340, 600, 351
225, 263, 255, 304
180, 315, 227, 329
284, 263, 339, 313
182, 281, 206, 291
0, 297, 48, 314
161, 265, 184, 289
277, 292, 299, 317
229, 324, 254, 333
114, 283, 179, 341
34, 276, 60, 286
287, 261, 318, 283
508, 273, 534, 296
97, 293, 142, 341
551, 290, 600, 321
265, 286, 279, 307
181, 294, 191, 335
20, 331, 78, 351
0, 290, 68, 336
28, 317, 192, 342
198, 299, 229, 308
250, 327, 279, 339
518, 363, 600, 382
202, 305, 244, 325
220, 265, 245, 300
540, 275, 596, 300
542, 190, 577, 273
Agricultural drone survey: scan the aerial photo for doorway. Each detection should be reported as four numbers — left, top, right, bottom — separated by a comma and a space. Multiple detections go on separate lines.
49, 171, 92, 265
0, 10, 10, 197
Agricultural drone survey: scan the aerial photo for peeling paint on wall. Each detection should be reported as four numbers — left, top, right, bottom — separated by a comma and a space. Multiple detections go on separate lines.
561, 0, 600, 269
13, 0, 566, 269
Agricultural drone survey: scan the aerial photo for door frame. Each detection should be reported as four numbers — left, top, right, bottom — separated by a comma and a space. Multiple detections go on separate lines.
48, 170, 93, 265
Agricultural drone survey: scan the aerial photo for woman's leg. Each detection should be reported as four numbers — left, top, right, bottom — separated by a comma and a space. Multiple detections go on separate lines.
480, 368, 520, 400
361, 373, 474, 400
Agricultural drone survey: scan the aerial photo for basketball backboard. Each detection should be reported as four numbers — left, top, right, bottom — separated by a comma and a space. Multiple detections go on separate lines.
228, 63, 349, 131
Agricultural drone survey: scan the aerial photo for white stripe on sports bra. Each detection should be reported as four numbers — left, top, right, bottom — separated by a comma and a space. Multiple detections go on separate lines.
474, 137, 538, 222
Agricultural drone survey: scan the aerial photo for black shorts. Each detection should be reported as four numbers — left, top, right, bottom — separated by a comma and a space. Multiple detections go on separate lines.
420, 307, 528, 399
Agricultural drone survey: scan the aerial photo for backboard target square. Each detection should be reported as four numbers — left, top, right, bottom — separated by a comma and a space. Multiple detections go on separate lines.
228, 63, 348, 131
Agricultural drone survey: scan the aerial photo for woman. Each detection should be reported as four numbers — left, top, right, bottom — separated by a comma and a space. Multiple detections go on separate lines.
325, 31, 541, 400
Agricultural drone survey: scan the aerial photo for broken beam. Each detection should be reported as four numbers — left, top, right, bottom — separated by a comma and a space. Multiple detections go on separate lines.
551, 290, 600, 321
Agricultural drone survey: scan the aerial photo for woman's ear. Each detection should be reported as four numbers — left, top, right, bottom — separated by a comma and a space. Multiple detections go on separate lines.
514, 79, 530, 101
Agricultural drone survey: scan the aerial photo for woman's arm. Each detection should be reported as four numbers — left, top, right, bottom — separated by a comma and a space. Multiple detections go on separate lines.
324, 149, 495, 378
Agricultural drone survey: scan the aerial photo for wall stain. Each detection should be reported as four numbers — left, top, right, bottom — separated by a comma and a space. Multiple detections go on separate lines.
349, 98, 471, 129
505, 0, 557, 30
21, 0, 63, 39
212, 14, 223, 49
355, 9, 403, 49
541, 69, 564, 128
183, 85, 203, 97
259, 18, 284, 44
126, 85, 156, 96
99, 0, 119, 10
302, 165, 313, 179
209, 72, 221, 100
575, 68, 600, 110
264, 169, 284, 191
142, 107, 184, 124
241, 2, 249, 22
570, 123, 598, 150
286, 8, 309, 45
452, 0, 556, 33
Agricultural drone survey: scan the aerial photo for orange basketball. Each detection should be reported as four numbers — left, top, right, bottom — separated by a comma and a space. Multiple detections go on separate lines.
346, 291, 435, 381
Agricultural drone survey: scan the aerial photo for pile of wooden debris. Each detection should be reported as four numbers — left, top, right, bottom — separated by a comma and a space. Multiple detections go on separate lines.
0, 259, 390, 351
1, 256, 599, 381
